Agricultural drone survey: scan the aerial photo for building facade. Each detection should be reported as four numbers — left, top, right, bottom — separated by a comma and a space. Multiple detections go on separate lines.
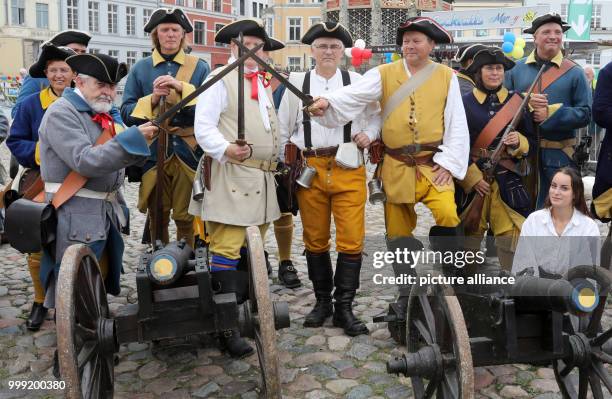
0, 0, 61, 76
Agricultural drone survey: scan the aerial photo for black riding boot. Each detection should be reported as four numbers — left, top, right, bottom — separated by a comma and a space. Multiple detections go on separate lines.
303, 251, 333, 327
213, 270, 254, 358
26, 302, 48, 331
332, 253, 369, 336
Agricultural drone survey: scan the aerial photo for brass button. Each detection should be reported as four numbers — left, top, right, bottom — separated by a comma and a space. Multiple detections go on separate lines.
85, 234, 91, 242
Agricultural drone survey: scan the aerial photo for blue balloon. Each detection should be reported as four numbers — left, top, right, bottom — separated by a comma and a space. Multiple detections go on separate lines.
502, 41, 514, 53
503, 32, 516, 44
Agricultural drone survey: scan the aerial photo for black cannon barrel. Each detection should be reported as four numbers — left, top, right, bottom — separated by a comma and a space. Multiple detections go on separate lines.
508, 276, 598, 315
147, 240, 194, 286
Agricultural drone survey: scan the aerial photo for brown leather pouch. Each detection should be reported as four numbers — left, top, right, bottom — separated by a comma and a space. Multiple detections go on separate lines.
203, 155, 212, 191
369, 140, 384, 164
285, 142, 299, 165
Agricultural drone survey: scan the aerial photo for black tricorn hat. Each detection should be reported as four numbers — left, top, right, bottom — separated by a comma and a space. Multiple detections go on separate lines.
66, 53, 128, 84
301, 22, 353, 48
396, 17, 453, 45
144, 8, 193, 33
215, 19, 269, 45
523, 12, 571, 34
46, 30, 91, 47
465, 47, 515, 75
264, 37, 285, 51
454, 44, 488, 63
29, 44, 76, 78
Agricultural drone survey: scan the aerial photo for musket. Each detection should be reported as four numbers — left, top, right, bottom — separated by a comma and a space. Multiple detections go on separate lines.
237, 33, 246, 147
463, 64, 547, 233
154, 92, 167, 246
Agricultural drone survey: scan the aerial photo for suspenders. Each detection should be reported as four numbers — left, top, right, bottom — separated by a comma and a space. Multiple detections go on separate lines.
301, 70, 352, 149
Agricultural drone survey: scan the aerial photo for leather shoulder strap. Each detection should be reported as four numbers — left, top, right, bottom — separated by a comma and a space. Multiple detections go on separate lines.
175, 54, 199, 84
302, 71, 313, 148
382, 62, 438, 123
536, 59, 576, 94
50, 128, 114, 209
341, 70, 352, 143
473, 93, 523, 151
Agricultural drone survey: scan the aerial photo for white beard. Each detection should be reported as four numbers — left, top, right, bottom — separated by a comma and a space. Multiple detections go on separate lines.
89, 100, 112, 114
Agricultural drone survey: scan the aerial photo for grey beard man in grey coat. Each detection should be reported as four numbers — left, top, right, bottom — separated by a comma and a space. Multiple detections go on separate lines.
38, 53, 157, 305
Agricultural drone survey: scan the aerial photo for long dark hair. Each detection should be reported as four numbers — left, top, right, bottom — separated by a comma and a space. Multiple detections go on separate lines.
544, 167, 591, 216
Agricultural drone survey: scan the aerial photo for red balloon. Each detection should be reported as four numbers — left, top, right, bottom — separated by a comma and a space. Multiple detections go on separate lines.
351, 56, 362, 67
351, 47, 363, 58
362, 49, 373, 60
7, 76, 11, 80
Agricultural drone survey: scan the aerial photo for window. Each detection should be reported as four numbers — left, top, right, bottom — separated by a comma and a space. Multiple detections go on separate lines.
126, 7, 136, 36
143, 9, 153, 36
252, 3, 258, 17
476, 29, 488, 37
454, 30, 463, 38
259, 3, 263, 18
176, 0, 184, 5
288, 57, 301, 71
88, 1, 99, 33
239, 0, 245, 15
589, 51, 601, 66
108, 4, 117, 34
214, 0, 222, 13
288, 17, 302, 41
560, 4, 568, 22
195, 0, 204, 8
142, 51, 151, 58
266, 17, 273, 36
310, 57, 315, 69
89, 48, 101, 54
108, 50, 119, 58
498, 28, 512, 36
310, 17, 321, 27
215, 23, 227, 47
126, 51, 137, 68
11, 0, 25, 26
288, 0, 301, 3
592, 4, 602, 29
36, 3, 48, 29
67, 0, 78, 29
194, 21, 206, 45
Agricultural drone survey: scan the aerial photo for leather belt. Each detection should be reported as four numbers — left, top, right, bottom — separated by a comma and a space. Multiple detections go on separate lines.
470, 148, 514, 160
227, 158, 278, 172
386, 152, 435, 167
385, 143, 441, 156
540, 138, 577, 149
303, 146, 338, 158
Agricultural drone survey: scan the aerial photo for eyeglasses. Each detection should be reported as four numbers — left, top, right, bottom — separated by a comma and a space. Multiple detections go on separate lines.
313, 44, 343, 51
46, 67, 73, 75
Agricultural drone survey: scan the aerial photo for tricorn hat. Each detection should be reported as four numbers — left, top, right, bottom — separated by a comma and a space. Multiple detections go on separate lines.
144, 8, 193, 33
29, 44, 76, 78
465, 47, 515, 75
215, 18, 269, 45
454, 44, 488, 63
396, 17, 453, 45
264, 36, 285, 51
523, 12, 571, 34
66, 53, 128, 84
46, 30, 91, 47
301, 22, 353, 48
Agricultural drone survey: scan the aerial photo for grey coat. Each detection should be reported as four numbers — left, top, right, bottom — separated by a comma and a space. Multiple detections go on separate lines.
38, 88, 150, 293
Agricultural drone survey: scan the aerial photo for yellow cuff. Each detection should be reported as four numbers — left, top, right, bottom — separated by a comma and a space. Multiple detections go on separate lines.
165, 82, 197, 107
508, 133, 529, 158
180, 82, 197, 106
458, 163, 484, 192
593, 188, 612, 220
35, 142, 40, 166
131, 94, 159, 120
542, 103, 562, 123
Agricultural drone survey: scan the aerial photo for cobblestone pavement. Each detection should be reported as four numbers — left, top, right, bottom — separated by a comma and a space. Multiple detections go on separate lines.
0, 143, 611, 399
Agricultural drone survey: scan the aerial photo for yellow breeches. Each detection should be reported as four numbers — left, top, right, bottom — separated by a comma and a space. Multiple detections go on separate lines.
274, 213, 294, 261
385, 175, 460, 238
27, 252, 44, 303
296, 156, 366, 254
138, 156, 196, 246
206, 222, 269, 260
461, 180, 525, 270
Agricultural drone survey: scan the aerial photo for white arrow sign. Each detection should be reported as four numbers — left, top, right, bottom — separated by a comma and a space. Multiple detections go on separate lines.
572, 0, 591, 4
571, 14, 589, 36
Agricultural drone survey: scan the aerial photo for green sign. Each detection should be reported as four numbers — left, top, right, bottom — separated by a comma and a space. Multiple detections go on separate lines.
566, 0, 593, 40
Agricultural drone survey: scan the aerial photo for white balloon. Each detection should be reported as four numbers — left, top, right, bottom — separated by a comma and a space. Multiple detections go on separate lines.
344, 47, 353, 58
354, 39, 366, 49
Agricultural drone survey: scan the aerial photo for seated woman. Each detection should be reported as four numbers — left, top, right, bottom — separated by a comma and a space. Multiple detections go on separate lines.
512, 167, 601, 277
5, 43, 75, 331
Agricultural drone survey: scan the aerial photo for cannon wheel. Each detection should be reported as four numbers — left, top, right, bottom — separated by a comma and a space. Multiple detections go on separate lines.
406, 284, 474, 399
245, 226, 282, 398
553, 265, 612, 399
56, 244, 117, 399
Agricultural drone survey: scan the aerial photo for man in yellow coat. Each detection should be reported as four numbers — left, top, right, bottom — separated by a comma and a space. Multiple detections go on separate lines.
309, 16, 469, 324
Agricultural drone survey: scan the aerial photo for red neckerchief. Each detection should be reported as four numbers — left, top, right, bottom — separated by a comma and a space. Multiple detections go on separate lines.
244, 70, 271, 100
91, 113, 116, 137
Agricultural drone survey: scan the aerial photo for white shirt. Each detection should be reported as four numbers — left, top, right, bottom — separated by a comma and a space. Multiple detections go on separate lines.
314, 59, 470, 180
278, 69, 381, 156
512, 208, 602, 277
194, 59, 273, 163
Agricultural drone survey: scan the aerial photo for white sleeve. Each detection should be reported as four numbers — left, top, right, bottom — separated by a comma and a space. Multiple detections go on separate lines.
316, 67, 383, 128
349, 72, 382, 142
511, 216, 539, 276
433, 74, 470, 180
194, 78, 230, 163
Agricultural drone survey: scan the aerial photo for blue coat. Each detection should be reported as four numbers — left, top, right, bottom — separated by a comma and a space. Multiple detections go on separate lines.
120, 49, 210, 172
12, 76, 48, 118
504, 51, 591, 141
592, 61, 612, 204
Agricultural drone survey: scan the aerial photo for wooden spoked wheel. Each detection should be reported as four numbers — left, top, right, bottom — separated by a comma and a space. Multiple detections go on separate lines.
552, 265, 612, 399
245, 226, 282, 398
406, 284, 474, 399
56, 244, 117, 399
